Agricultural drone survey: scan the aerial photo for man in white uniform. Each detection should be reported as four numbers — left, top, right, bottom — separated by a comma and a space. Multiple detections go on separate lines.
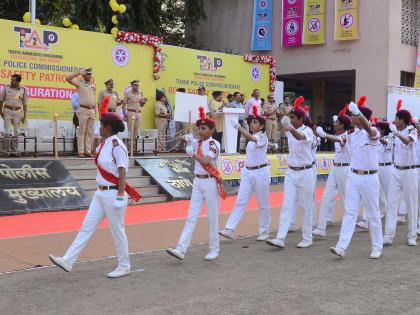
413, 117, 420, 235
330, 97, 383, 259
313, 111, 352, 237
384, 105, 418, 246
265, 96, 316, 249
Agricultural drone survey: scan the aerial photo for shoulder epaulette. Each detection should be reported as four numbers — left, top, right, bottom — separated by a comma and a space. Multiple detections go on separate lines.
112, 139, 119, 146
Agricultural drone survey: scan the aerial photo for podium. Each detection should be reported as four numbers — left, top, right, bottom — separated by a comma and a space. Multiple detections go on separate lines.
222, 107, 245, 154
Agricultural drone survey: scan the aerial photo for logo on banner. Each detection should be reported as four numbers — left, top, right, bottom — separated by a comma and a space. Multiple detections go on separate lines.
320, 157, 328, 170
340, 13, 353, 28
112, 45, 129, 67
288, 0, 297, 4
235, 159, 246, 174
196, 55, 223, 72
285, 20, 299, 35
258, 0, 268, 9
256, 26, 268, 39
308, 18, 321, 32
13, 26, 58, 51
221, 159, 233, 176
250, 65, 261, 81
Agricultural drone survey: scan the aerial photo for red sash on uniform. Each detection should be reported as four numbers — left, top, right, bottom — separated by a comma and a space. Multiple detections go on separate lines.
95, 141, 141, 202
196, 140, 227, 199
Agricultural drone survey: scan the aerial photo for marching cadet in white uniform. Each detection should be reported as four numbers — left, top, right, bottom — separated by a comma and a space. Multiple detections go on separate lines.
313, 110, 352, 237
167, 107, 224, 261
413, 117, 420, 235
330, 97, 383, 259
265, 96, 316, 249
49, 112, 141, 278
219, 106, 271, 241
384, 102, 418, 246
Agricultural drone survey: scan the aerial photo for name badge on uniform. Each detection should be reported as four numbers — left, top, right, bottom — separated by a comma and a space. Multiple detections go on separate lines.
15, 95, 22, 100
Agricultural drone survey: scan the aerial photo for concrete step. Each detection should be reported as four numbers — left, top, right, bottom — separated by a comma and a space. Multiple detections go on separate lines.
85, 191, 169, 205
69, 168, 144, 179
79, 176, 153, 188
84, 184, 160, 196
60, 158, 138, 168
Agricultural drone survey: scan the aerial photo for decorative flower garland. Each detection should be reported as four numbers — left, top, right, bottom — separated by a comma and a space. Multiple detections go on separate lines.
116, 31, 163, 80
243, 53, 277, 92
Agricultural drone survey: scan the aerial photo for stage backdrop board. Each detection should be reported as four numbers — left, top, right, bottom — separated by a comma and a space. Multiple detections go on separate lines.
136, 157, 236, 200
387, 85, 420, 122
158, 45, 271, 108
173, 92, 208, 123
0, 160, 90, 215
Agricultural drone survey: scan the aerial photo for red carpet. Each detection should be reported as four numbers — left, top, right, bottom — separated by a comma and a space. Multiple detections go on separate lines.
0, 188, 332, 239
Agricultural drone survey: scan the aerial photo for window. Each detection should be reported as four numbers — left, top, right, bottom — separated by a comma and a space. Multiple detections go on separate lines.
400, 71, 415, 87
401, 0, 420, 46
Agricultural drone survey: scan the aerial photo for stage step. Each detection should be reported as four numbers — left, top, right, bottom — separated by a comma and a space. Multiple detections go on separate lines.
60, 158, 138, 168
80, 179, 156, 191
85, 190, 169, 205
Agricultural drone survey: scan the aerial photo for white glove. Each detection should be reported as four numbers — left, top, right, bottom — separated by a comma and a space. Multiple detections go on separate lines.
182, 134, 194, 143
389, 123, 399, 136
272, 143, 278, 151
113, 194, 125, 210
413, 117, 419, 126
348, 102, 361, 116
185, 145, 195, 157
281, 115, 291, 130
316, 126, 326, 138
332, 115, 338, 123
230, 119, 240, 129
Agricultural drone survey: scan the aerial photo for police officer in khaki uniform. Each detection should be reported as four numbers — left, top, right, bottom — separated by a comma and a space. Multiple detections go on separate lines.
263, 93, 278, 149
123, 80, 147, 150
155, 91, 169, 152
98, 79, 122, 113
66, 68, 96, 158
0, 74, 28, 155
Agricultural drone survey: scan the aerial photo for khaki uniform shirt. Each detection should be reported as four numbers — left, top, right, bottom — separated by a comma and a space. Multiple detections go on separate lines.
124, 90, 143, 111
278, 103, 293, 116
208, 99, 224, 131
263, 101, 277, 120
74, 80, 96, 107
98, 90, 119, 111
155, 101, 168, 117
0, 85, 28, 108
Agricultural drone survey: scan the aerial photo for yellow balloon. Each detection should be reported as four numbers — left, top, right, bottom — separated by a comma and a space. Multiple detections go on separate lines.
109, 0, 117, 7
35, 19, 41, 25
23, 12, 31, 23
118, 4, 126, 13
111, 2, 120, 12
71, 24, 79, 30
111, 27, 119, 37
63, 17, 72, 27
111, 15, 118, 25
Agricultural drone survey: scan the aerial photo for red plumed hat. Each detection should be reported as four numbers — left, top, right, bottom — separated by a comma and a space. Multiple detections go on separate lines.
196, 106, 215, 127
249, 105, 266, 125
290, 95, 306, 119
99, 95, 110, 117
395, 99, 412, 123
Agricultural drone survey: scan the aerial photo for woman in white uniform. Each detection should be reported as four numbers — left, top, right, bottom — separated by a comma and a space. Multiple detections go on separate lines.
49, 112, 141, 278
219, 106, 271, 241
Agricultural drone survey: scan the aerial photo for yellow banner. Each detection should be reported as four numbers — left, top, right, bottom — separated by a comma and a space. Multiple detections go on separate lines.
302, 0, 326, 45
415, 39, 420, 88
158, 45, 270, 105
334, 0, 359, 41
0, 19, 156, 128
218, 152, 335, 180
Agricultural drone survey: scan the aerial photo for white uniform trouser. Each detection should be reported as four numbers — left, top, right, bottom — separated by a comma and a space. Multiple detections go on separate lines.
290, 165, 317, 227
225, 167, 271, 235
316, 166, 349, 231
276, 168, 315, 241
63, 189, 130, 269
418, 170, 420, 226
336, 172, 383, 252
384, 168, 418, 241
378, 165, 392, 217
177, 177, 220, 254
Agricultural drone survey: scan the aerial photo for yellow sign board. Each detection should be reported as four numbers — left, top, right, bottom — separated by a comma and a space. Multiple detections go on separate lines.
334, 0, 359, 41
218, 152, 335, 180
415, 39, 420, 88
303, 0, 326, 45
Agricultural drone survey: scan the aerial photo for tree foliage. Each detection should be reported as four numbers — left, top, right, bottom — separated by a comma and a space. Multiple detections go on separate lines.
0, 0, 206, 47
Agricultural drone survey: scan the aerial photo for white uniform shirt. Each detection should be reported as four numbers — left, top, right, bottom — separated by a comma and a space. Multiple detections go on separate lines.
246, 131, 268, 167
311, 136, 320, 163
191, 137, 220, 175
333, 132, 351, 164
244, 97, 262, 117
393, 126, 418, 167
377, 135, 393, 164
96, 135, 129, 186
415, 134, 420, 165
286, 125, 315, 167
348, 127, 380, 170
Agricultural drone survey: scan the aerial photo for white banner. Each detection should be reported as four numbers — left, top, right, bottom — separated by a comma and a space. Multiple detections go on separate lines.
174, 92, 208, 123
387, 85, 420, 122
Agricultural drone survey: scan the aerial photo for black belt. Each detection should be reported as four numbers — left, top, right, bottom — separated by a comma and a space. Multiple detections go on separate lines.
334, 163, 350, 167
289, 165, 313, 171
312, 161, 316, 165
98, 185, 118, 191
195, 174, 215, 179
246, 163, 268, 170
351, 168, 377, 175
394, 165, 417, 170
379, 162, 392, 167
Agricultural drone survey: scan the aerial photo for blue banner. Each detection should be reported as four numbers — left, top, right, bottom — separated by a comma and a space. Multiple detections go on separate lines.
251, 0, 273, 51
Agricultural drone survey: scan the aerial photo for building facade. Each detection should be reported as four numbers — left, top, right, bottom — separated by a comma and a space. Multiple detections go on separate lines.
192, 0, 419, 120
